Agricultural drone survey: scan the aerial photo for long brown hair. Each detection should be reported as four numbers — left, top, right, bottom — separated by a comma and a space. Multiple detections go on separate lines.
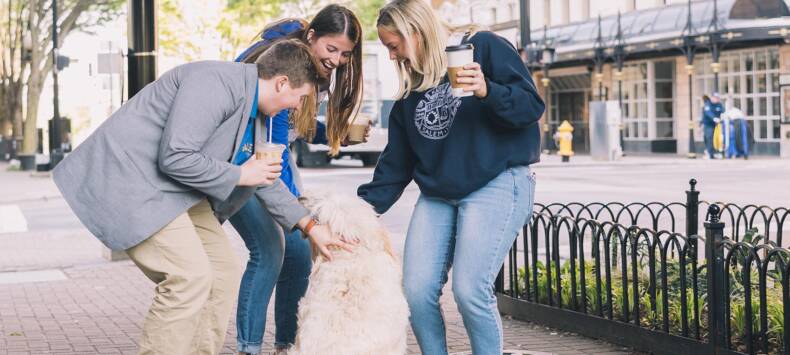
240, 5, 363, 155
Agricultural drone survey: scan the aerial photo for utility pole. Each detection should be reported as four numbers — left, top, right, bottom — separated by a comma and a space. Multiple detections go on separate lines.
519, 0, 530, 50
49, 0, 68, 169
128, 0, 157, 98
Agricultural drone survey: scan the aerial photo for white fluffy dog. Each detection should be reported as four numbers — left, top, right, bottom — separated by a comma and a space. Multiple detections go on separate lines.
290, 190, 410, 355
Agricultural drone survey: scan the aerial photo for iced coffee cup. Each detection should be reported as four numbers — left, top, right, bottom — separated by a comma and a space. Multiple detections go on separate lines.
256, 142, 285, 162
445, 43, 475, 97
346, 116, 371, 143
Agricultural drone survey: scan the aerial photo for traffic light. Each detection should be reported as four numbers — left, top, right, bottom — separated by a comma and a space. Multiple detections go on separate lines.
56, 55, 71, 71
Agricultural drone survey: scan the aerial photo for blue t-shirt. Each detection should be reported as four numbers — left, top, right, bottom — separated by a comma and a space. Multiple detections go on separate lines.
233, 84, 259, 165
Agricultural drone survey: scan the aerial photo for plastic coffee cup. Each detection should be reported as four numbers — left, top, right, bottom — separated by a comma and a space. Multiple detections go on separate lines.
256, 142, 285, 162
445, 43, 475, 97
347, 116, 371, 143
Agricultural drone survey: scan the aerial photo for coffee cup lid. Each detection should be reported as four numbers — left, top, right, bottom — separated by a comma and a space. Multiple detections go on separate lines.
445, 43, 473, 52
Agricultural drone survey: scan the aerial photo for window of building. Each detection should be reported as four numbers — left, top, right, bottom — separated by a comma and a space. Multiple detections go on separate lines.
693, 47, 781, 142
613, 60, 675, 141
654, 61, 675, 139
615, 62, 650, 140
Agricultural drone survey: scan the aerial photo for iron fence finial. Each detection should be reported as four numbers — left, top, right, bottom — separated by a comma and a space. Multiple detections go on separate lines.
689, 179, 697, 191
706, 205, 721, 223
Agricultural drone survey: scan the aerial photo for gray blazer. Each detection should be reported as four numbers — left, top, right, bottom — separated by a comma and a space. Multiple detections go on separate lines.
53, 61, 309, 251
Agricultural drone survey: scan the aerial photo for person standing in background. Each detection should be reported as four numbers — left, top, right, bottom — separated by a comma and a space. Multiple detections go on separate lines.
701, 93, 724, 159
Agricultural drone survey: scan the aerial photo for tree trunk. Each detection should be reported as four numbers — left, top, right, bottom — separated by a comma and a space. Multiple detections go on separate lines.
20, 0, 41, 154
7, 81, 23, 141
19, 0, 90, 154
21, 75, 41, 154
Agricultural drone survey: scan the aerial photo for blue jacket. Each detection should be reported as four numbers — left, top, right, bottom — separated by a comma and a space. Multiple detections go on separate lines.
358, 32, 545, 214
701, 101, 723, 127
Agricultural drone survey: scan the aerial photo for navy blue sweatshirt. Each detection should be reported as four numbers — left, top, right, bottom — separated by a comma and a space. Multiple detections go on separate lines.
358, 31, 545, 214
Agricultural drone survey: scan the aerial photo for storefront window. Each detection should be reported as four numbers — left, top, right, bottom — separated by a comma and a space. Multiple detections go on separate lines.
615, 62, 649, 140
615, 60, 675, 141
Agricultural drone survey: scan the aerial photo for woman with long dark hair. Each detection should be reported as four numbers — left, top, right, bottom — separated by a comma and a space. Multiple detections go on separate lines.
229, 5, 365, 354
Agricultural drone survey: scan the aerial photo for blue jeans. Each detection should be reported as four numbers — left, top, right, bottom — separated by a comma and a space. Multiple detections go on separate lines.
229, 197, 312, 353
403, 166, 536, 355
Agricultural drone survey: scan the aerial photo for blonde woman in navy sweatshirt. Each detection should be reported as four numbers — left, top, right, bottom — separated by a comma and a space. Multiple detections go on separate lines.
357, 1, 545, 354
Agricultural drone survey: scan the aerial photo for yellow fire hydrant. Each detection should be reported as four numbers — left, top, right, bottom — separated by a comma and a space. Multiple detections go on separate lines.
556, 120, 574, 163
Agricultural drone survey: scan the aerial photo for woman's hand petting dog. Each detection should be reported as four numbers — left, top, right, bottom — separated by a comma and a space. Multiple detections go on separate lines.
302, 222, 354, 261
337, 232, 360, 244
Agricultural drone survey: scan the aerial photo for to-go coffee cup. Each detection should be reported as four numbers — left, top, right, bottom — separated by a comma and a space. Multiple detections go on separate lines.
445, 43, 475, 97
346, 116, 371, 143
256, 142, 285, 162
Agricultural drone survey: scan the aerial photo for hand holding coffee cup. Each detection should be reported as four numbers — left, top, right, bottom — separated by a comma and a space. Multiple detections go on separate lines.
454, 62, 488, 98
238, 158, 282, 187
446, 43, 476, 97
345, 116, 371, 145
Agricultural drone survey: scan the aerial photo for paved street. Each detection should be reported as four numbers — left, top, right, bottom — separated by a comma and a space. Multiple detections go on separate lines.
1, 154, 787, 354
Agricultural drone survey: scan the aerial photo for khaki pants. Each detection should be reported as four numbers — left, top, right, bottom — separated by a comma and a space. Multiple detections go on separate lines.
127, 199, 242, 355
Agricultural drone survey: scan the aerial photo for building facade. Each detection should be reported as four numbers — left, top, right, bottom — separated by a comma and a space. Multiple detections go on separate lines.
435, 0, 790, 157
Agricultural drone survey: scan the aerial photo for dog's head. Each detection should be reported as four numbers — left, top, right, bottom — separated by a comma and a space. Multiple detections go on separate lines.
298, 190, 394, 257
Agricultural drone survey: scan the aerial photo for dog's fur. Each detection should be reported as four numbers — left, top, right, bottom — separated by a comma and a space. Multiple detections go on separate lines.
290, 190, 409, 355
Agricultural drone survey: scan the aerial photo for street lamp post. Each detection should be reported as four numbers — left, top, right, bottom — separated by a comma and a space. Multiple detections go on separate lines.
613, 12, 626, 154
537, 26, 556, 153
678, 0, 698, 159
592, 15, 606, 101
709, 0, 721, 93
519, 0, 530, 50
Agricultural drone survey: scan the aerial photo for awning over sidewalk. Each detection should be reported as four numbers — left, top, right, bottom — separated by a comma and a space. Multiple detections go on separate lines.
528, 0, 790, 68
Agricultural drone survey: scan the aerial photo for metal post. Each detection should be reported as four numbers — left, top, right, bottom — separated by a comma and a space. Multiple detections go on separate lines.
519, 0, 530, 50
128, 0, 157, 98
688, 68, 696, 158
710, 0, 721, 93
614, 12, 626, 155
705, 204, 726, 352
681, 0, 697, 159
51, 0, 61, 154
542, 66, 553, 153
495, 268, 505, 293
618, 78, 624, 151
685, 179, 699, 237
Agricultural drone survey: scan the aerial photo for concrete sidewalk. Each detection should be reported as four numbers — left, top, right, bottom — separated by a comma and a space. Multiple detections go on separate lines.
0, 160, 646, 354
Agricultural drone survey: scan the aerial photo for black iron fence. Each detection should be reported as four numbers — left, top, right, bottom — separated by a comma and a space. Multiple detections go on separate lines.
495, 179, 790, 355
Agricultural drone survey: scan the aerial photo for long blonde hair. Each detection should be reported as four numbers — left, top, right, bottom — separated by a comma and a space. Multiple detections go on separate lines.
377, 0, 480, 98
